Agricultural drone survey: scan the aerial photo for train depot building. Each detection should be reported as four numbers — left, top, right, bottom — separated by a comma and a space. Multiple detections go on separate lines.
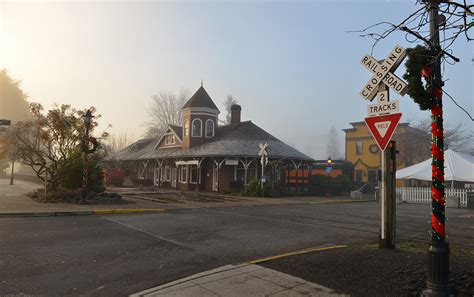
107, 86, 313, 193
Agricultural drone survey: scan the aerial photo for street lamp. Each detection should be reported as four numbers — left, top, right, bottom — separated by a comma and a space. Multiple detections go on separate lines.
81, 110, 93, 204
326, 157, 333, 176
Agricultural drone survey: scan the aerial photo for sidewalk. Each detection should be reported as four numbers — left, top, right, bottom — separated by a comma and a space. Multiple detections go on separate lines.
131, 263, 346, 297
0, 179, 165, 217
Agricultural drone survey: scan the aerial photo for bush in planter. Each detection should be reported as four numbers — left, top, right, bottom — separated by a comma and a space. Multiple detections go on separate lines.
309, 174, 352, 196
246, 179, 261, 196
56, 150, 105, 193
332, 175, 352, 195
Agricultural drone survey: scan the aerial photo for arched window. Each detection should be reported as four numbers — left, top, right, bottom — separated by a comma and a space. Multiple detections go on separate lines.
205, 119, 214, 138
184, 120, 189, 137
192, 119, 202, 137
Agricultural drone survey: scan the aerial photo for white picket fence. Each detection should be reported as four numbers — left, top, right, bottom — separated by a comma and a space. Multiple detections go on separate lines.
396, 187, 468, 206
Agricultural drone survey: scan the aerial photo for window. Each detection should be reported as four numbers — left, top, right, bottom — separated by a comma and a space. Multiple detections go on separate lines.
179, 166, 188, 183
184, 120, 189, 137
355, 170, 363, 182
190, 166, 200, 184
164, 135, 175, 145
205, 119, 214, 138
356, 141, 363, 155
192, 119, 202, 137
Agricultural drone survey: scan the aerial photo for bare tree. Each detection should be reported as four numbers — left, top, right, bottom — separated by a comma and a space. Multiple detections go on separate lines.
106, 131, 135, 154
221, 95, 237, 125
145, 89, 189, 138
410, 118, 474, 154
326, 126, 342, 160
349, 1, 472, 55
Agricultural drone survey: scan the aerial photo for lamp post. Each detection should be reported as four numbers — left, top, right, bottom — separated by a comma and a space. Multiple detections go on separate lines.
326, 157, 333, 177
81, 110, 93, 204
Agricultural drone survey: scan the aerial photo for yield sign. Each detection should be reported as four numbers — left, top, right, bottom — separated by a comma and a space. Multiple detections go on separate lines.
365, 113, 402, 151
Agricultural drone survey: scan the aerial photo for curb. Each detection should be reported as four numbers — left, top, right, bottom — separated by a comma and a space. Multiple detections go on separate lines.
308, 199, 374, 205
0, 211, 93, 218
0, 208, 165, 218
92, 208, 165, 215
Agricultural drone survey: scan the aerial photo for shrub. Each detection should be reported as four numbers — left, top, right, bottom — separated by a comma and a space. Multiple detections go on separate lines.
56, 150, 105, 193
309, 174, 353, 196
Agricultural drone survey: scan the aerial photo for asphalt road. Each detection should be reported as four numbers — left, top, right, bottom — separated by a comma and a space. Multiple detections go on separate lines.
1, 202, 473, 296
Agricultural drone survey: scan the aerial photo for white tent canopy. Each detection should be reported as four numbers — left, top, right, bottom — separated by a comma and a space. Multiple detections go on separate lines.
396, 149, 474, 182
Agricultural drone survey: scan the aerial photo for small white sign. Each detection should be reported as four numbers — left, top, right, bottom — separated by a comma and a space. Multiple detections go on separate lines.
375, 121, 391, 137
367, 100, 399, 117
225, 159, 239, 166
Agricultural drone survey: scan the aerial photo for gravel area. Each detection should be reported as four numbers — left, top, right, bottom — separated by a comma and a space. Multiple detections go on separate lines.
261, 241, 474, 297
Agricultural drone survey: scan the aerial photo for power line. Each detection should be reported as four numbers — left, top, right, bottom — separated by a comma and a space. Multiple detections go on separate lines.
442, 90, 474, 121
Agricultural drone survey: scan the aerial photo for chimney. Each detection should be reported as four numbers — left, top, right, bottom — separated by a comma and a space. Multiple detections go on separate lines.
230, 104, 241, 125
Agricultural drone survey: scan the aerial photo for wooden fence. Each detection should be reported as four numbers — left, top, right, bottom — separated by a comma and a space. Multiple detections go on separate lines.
396, 187, 468, 206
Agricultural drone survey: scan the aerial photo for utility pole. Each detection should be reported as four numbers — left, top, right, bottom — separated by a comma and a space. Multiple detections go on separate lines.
423, 0, 450, 296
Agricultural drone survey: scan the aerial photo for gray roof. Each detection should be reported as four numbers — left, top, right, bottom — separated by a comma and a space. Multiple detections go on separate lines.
169, 125, 183, 140
109, 121, 313, 162
182, 86, 219, 111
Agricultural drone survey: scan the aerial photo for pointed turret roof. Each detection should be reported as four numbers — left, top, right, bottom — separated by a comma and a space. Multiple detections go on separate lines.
182, 86, 219, 111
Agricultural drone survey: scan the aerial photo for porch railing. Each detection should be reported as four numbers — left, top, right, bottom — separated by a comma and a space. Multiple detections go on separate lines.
396, 187, 468, 206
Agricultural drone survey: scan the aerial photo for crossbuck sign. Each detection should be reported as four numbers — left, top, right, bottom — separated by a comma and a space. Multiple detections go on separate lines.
359, 44, 408, 101
259, 143, 268, 168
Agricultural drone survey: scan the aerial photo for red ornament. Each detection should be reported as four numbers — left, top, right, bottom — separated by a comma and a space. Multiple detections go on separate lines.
421, 65, 432, 78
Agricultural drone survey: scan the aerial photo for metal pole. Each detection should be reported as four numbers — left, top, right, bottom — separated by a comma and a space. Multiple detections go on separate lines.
380, 149, 386, 246
81, 124, 90, 204
423, 0, 450, 295
9, 160, 14, 185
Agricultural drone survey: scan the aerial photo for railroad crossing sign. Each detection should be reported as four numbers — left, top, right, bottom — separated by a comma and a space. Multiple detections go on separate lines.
364, 113, 402, 151
359, 44, 407, 101
259, 143, 268, 167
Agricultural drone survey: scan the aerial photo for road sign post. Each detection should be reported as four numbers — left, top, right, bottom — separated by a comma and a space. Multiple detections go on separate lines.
258, 143, 268, 197
360, 44, 407, 249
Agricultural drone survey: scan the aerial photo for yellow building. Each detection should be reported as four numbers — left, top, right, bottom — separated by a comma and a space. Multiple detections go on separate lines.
343, 121, 429, 183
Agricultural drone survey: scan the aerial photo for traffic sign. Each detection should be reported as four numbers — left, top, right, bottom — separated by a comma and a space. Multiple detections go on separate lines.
0, 119, 11, 126
359, 44, 407, 101
367, 100, 399, 117
364, 113, 402, 151
360, 54, 407, 97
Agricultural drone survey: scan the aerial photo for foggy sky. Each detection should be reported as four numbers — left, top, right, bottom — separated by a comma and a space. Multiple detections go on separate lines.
0, 1, 472, 159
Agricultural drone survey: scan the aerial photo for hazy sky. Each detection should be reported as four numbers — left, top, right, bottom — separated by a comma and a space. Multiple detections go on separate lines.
0, 0, 472, 159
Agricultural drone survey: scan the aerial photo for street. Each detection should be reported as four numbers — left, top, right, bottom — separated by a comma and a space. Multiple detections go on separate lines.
1, 202, 473, 296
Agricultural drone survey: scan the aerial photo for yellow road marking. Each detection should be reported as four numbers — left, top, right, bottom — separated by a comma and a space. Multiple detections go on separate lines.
248, 245, 348, 264
93, 208, 165, 215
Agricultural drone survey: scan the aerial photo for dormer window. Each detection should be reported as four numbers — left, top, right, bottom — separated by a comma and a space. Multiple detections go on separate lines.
164, 135, 175, 145
184, 120, 189, 137
205, 119, 214, 138
192, 119, 202, 137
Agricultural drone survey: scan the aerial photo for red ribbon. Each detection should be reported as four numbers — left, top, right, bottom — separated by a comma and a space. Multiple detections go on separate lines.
432, 213, 446, 238
431, 144, 444, 161
432, 186, 444, 204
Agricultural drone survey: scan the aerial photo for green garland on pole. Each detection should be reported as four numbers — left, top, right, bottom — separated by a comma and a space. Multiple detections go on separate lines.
403, 45, 435, 110
82, 136, 99, 154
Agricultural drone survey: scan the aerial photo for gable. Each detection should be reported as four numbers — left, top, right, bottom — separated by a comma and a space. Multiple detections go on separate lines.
155, 127, 182, 149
